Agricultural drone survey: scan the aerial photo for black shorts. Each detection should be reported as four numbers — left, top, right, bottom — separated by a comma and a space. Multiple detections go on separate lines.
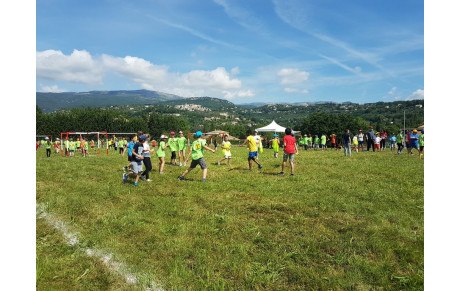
128, 155, 133, 162
171, 151, 176, 159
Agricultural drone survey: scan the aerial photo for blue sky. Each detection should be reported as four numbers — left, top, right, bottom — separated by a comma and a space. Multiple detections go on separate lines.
36, 0, 424, 104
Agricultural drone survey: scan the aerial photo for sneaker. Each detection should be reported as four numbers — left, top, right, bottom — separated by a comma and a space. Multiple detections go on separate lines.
146, 179, 152, 182
140, 175, 146, 181
278, 172, 284, 176
218, 161, 221, 165
123, 166, 128, 172
179, 163, 182, 166
202, 178, 206, 182
159, 171, 164, 174
123, 173, 127, 182
258, 164, 263, 169
178, 176, 184, 181
290, 174, 294, 176
134, 182, 138, 186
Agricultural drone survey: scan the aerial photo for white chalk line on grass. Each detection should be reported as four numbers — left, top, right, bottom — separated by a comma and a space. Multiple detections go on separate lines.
36, 204, 164, 291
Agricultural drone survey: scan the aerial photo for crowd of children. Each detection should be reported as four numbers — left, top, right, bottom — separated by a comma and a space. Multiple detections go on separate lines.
38, 126, 424, 186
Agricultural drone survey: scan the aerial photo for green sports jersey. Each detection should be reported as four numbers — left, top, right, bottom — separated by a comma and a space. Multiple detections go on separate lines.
321, 135, 326, 145
70, 142, 76, 150
156, 141, 166, 157
191, 139, 207, 160
314, 137, 319, 144
168, 138, 178, 151
177, 137, 186, 150
396, 134, 403, 143
419, 134, 424, 146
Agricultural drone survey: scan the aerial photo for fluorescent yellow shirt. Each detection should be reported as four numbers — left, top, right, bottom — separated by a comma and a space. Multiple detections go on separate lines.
246, 135, 258, 152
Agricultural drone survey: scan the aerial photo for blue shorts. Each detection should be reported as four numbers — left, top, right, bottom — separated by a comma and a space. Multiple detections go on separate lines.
409, 142, 419, 149
248, 151, 258, 158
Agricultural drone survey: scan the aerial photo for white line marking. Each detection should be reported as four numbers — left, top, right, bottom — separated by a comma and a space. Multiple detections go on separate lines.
36, 204, 164, 291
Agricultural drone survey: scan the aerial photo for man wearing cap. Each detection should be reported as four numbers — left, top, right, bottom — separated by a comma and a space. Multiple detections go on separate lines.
366, 126, 376, 152
123, 135, 146, 186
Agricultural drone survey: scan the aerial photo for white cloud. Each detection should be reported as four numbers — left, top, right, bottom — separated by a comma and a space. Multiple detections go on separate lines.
223, 90, 255, 99
277, 68, 310, 85
406, 89, 424, 100
101, 54, 170, 87
36, 49, 104, 84
284, 88, 298, 93
284, 87, 309, 94
388, 87, 397, 95
37, 50, 251, 100
231, 66, 240, 76
180, 67, 241, 89
39, 84, 66, 93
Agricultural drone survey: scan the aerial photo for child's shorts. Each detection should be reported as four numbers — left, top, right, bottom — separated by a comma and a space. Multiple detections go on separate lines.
128, 155, 133, 162
131, 161, 143, 174
283, 153, 295, 162
224, 154, 232, 159
248, 151, 258, 158
374, 144, 380, 149
190, 157, 207, 169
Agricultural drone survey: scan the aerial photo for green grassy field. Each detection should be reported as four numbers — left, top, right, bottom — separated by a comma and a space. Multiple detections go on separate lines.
36, 146, 423, 290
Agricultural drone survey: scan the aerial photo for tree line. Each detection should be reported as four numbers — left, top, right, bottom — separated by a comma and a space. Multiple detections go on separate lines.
37, 106, 422, 143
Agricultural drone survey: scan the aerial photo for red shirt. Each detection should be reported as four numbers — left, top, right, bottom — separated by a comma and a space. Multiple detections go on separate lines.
283, 135, 296, 154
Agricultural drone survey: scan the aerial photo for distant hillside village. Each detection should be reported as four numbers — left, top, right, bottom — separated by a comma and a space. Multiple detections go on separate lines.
37, 90, 424, 141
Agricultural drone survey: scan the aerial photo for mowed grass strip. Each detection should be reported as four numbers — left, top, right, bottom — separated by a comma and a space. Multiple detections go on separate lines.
36, 146, 423, 290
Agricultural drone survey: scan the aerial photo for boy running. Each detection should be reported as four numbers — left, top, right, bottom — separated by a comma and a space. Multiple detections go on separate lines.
278, 128, 299, 176
178, 131, 215, 182
123, 135, 146, 186
239, 129, 263, 170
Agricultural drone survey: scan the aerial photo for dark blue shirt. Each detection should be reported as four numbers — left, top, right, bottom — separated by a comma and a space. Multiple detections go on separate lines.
342, 133, 351, 144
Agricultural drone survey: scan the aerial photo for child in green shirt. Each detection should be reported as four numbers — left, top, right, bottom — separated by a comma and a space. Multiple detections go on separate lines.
168, 131, 178, 165
156, 135, 169, 174
177, 131, 187, 166
178, 131, 215, 182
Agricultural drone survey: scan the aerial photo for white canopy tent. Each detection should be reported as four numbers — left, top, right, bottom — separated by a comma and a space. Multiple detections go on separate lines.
255, 120, 296, 133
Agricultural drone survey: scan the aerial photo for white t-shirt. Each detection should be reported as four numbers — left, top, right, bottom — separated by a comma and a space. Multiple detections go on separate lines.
358, 133, 364, 142
142, 142, 150, 157
254, 134, 261, 147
